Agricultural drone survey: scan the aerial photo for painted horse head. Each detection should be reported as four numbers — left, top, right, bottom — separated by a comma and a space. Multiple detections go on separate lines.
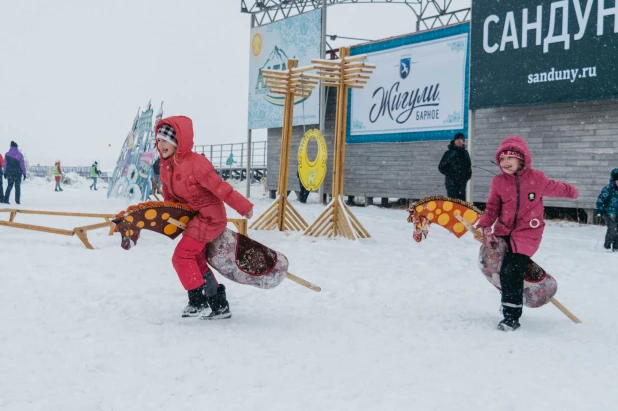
407, 196, 482, 242
112, 201, 198, 250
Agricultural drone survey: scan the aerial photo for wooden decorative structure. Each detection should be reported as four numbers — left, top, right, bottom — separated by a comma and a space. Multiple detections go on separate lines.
0, 208, 116, 249
303, 48, 376, 240
250, 59, 317, 232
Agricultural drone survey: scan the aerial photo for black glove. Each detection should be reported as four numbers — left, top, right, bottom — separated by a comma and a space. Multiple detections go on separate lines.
23, 175, 27, 181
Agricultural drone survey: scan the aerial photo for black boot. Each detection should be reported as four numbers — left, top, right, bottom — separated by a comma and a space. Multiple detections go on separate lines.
201, 284, 232, 320
497, 317, 521, 331
182, 285, 209, 318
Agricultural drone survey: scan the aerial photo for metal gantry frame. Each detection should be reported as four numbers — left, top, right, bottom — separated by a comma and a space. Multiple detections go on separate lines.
240, 0, 470, 31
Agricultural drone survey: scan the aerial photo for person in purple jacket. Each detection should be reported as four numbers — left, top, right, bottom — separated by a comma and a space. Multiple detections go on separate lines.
474, 136, 578, 332
3, 141, 27, 204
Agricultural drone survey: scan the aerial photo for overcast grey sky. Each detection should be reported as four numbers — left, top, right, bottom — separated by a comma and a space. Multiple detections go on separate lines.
0, 0, 468, 169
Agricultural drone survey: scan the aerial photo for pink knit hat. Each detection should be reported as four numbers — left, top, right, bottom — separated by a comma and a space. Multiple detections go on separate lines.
499, 149, 524, 161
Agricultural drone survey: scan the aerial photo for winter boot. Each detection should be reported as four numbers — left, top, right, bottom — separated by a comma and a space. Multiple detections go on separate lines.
200, 284, 232, 320
182, 285, 209, 318
497, 318, 521, 332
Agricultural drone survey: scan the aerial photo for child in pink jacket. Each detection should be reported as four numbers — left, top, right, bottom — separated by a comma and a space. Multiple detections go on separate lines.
475, 136, 578, 331
155, 116, 254, 320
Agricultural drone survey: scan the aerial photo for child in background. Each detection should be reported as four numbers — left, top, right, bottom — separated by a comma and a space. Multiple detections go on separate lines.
155, 116, 254, 320
474, 136, 578, 331
52, 160, 63, 192
596, 168, 618, 252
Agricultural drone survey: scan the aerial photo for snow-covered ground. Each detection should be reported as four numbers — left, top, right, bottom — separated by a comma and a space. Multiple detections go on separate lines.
1, 176, 616, 410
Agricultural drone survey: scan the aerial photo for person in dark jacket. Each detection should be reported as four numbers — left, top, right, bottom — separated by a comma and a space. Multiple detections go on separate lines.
596, 168, 618, 251
3, 141, 27, 204
438, 132, 472, 201
297, 171, 310, 204
0, 152, 4, 203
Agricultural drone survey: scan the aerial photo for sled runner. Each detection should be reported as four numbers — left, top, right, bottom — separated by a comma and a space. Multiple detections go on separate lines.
112, 201, 321, 292
407, 196, 581, 323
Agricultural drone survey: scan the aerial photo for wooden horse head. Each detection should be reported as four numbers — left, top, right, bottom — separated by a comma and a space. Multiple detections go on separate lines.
407, 196, 482, 242
112, 201, 198, 249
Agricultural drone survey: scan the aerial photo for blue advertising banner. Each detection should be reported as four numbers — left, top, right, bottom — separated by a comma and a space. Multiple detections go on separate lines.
348, 23, 470, 143
247, 10, 321, 130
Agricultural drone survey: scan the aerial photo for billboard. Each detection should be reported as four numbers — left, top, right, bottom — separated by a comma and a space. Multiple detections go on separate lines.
348, 23, 469, 143
471, 0, 618, 109
247, 10, 321, 130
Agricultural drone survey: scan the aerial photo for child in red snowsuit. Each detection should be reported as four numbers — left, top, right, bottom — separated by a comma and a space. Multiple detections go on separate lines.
155, 116, 254, 320
475, 136, 578, 331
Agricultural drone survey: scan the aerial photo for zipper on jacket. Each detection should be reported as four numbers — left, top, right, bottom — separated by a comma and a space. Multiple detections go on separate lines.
512, 173, 521, 253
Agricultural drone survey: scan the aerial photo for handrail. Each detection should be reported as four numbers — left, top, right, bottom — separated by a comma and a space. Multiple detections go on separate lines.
193, 141, 267, 169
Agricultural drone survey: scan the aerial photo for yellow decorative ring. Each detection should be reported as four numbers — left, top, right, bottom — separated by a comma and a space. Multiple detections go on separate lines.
297, 129, 328, 191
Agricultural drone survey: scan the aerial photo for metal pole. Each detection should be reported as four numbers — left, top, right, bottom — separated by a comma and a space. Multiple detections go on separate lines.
467, 109, 475, 204
246, 14, 255, 198
318, 0, 327, 204
246, 129, 252, 197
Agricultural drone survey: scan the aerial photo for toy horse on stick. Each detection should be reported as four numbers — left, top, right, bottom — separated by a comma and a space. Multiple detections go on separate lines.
112, 201, 321, 292
407, 196, 580, 323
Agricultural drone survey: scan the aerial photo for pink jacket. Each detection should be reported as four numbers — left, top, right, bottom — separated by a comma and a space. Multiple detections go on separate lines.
476, 136, 578, 257
156, 116, 253, 243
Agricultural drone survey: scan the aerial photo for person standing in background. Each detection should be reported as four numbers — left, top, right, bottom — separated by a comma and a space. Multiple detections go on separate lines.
52, 160, 63, 192
3, 141, 27, 204
438, 132, 472, 201
0, 152, 4, 203
89, 161, 101, 190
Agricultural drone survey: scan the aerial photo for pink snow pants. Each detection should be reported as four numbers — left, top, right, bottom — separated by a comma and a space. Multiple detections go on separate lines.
172, 235, 218, 292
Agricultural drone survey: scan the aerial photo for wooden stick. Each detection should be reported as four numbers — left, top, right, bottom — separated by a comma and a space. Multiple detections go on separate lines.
286, 272, 321, 292
454, 213, 481, 236
290, 79, 319, 85
167, 217, 188, 230
550, 298, 582, 323
290, 65, 319, 73
343, 54, 370, 63
342, 200, 371, 238
261, 69, 290, 76
311, 59, 343, 66
105, 217, 115, 235
0, 220, 74, 236
254, 203, 281, 230
4, 209, 115, 218
250, 200, 279, 229
75, 221, 114, 232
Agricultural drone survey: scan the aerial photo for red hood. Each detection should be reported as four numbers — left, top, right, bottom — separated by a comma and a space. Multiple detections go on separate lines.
155, 116, 194, 162
495, 135, 532, 174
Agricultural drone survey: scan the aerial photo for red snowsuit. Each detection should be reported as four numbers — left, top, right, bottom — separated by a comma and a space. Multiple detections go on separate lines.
476, 136, 578, 257
156, 116, 253, 291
